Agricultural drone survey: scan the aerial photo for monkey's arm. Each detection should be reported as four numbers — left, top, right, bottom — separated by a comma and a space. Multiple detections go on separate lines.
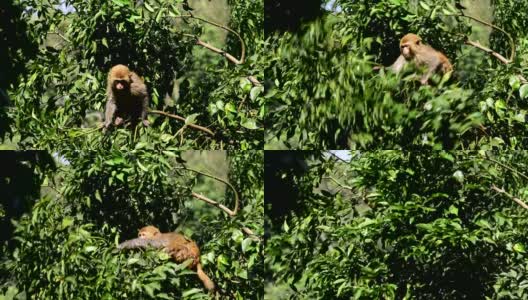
104, 98, 117, 128
129, 72, 150, 126
117, 237, 167, 250
140, 95, 150, 126
388, 55, 407, 74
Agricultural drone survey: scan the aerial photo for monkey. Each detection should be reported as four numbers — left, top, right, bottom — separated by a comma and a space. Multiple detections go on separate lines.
104, 64, 150, 129
118, 225, 215, 291
388, 33, 453, 85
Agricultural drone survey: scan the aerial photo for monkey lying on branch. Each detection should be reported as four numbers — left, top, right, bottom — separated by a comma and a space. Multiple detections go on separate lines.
118, 225, 215, 291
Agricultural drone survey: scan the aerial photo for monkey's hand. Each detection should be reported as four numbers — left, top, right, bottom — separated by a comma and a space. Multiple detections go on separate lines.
114, 117, 124, 126
117, 238, 167, 250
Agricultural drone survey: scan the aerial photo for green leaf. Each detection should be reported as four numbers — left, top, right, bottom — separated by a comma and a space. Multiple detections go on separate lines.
241, 118, 258, 129
225, 102, 236, 113
155, 8, 166, 23
162, 151, 176, 157
84, 246, 97, 253
185, 113, 199, 124
116, 173, 125, 182
513, 243, 526, 253
111, 0, 128, 6
239, 78, 252, 93
419, 1, 430, 10
520, 84, 528, 99
144, 2, 155, 12
250, 86, 263, 101
241, 238, 252, 253
137, 161, 149, 172
182, 288, 202, 297
452, 170, 464, 183
61, 217, 74, 229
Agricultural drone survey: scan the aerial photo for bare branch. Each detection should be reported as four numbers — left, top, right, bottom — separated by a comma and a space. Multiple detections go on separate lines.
457, 14, 515, 61
149, 110, 214, 136
177, 14, 246, 65
464, 40, 510, 64
176, 166, 240, 216
191, 191, 237, 216
195, 39, 243, 65
247, 76, 262, 86
491, 185, 528, 210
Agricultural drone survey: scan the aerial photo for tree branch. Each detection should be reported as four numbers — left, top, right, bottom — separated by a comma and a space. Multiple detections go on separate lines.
177, 13, 246, 65
456, 14, 515, 62
195, 39, 243, 65
247, 76, 262, 86
491, 185, 528, 210
191, 191, 237, 216
176, 166, 240, 216
148, 109, 214, 136
464, 40, 510, 64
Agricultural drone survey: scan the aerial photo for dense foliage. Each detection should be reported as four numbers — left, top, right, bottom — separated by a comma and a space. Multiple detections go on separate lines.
265, 151, 528, 299
2, 0, 264, 150
265, 0, 528, 149
0, 150, 263, 299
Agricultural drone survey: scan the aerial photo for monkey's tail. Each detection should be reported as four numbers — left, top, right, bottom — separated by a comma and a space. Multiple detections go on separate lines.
196, 263, 215, 291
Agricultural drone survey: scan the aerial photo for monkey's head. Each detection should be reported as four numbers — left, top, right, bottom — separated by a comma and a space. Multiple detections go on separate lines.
138, 225, 161, 238
400, 33, 422, 60
109, 64, 131, 91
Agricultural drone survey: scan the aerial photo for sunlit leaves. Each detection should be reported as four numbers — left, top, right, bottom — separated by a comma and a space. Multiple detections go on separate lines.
266, 151, 528, 298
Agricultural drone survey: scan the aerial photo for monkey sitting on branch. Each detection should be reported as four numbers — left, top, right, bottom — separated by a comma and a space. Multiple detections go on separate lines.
103, 64, 214, 135
117, 225, 215, 291
105, 64, 150, 129
387, 33, 453, 85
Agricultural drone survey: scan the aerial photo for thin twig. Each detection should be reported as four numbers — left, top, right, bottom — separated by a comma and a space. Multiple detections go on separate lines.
149, 109, 214, 136
483, 156, 528, 181
47, 31, 71, 43
177, 14, 246, 64
191, 191, 237, 216
176, 166, 240, 215
195, 39, 243, 65
457, 14, 515, 61
247, 76, 262, 86
328, 151, 348, 163
491, 185, 528, 210
242, 227, 261, 241
464, 40, 510, 64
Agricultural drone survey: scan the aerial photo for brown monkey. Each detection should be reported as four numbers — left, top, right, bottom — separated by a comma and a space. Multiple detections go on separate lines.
104, 64, 150, 129
118, 225, 215, 291
388, 33, 453, 84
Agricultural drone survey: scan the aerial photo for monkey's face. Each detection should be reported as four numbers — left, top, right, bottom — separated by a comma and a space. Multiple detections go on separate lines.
138, 226, 160, 238
400, 34, 421, 60
113, 78, 130, 91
